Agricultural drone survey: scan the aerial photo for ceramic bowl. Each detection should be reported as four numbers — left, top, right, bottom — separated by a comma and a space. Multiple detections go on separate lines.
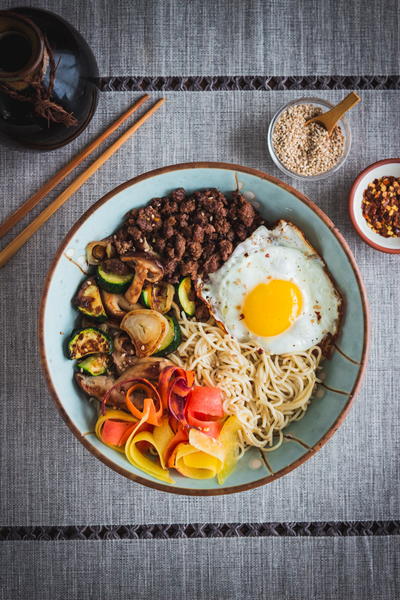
267, 97, 351, 181
349, 158, 400, 253
39, 162, 369, 495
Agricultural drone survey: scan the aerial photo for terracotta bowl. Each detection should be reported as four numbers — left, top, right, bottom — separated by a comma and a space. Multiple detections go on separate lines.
40, 162, 369, 495
349, 158, 400, 253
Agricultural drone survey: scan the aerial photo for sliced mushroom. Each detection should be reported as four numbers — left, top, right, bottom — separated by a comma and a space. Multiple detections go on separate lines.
117, 295, 142, 312
113, 333, 135, 355
79, 316, 123, 336
75, 373, 128, 409
98, 320, 122, 335
120, 309, 168, 357
101, 290, 127, 320
75, 373, 116, 401
112, 351, 138, 375
86, 240, 115, 265
120, 253, 164, 304
112, 334, 136, 374
117, 358, 174, 385
76, 357, 175, 409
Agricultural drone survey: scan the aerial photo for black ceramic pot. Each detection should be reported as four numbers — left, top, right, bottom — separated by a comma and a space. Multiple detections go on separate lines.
0, 7, 99, 150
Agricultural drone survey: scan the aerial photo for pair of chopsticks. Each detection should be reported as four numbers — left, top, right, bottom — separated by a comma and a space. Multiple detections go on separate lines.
0, 94, 165, 268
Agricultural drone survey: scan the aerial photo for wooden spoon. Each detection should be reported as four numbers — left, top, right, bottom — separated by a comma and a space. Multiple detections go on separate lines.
305, 92, 361, 136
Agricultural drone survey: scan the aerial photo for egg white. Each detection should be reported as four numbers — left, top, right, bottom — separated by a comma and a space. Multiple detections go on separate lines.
200, 222, 342, 354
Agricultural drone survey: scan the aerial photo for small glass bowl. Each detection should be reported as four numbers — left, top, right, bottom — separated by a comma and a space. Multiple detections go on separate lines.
267, 97, 352, 182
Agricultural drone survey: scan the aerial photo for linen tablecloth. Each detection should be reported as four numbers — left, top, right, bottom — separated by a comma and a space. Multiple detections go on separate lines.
1, 1, 399, 598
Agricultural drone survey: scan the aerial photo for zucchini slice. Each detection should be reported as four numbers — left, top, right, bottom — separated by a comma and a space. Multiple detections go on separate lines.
140, 285, 151, 308
140, 282, 174, 314
177, 277, 196, 316
67, 328, 113, 360
97, 259, 133, 293
153, 314, 182, 356
76, 353, 109, 376
74, 279, 107, 321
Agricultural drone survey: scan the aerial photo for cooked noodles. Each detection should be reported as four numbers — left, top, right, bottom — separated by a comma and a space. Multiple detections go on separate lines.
170, 308, 322, 454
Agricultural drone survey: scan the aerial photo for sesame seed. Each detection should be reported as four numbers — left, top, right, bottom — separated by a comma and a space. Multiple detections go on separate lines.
272, 104, 345, 176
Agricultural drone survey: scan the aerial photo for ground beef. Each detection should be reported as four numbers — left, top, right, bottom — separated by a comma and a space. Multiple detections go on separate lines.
239, 200, 257, 227
187, 241, 203, 259
127, 225, 143, 242
195, 299, 211, 321
164, 259, 178, 277
161, 198, 178, 215
180, 198, 196, 213
102, 258, 130, 276
180, 259, 198, 279
203, 254, 221, 273
153, 237, 166, 252
193, 225, 205, 243
174, 233, 186, 259
114, 188, 264, 283
219, 239, 233, 261
113, 227, 134, 255
235, 224, 250, 241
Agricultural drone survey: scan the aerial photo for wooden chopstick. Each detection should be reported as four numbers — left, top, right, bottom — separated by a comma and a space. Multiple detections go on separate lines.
0, 94, 150, 239
0, 98, 165, 268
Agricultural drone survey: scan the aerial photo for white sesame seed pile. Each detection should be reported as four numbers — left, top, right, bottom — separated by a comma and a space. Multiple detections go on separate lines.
272, 104, 345, 176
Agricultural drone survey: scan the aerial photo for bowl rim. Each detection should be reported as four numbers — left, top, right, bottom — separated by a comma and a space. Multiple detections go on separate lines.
39, 161, 370, 496
348, 158, 400, 254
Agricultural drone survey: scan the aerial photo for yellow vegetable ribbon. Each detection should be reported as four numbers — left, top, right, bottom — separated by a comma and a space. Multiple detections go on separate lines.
125, 416, 175, 484
189, 428, 225, 462
173, 443, 222, 479
167, 429, 224, 479
95, 409, 137, 453
217, 416, 242, 485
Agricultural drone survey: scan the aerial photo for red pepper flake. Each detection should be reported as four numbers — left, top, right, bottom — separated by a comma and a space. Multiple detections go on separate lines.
361, 176, 400, 237
315, 311, 321, 322
239, 313, 245, 320
265, 253, 270, 258
257, 348, 264, 355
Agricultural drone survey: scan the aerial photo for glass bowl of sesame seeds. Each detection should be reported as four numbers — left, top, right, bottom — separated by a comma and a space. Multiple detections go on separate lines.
267, 97, 351, 181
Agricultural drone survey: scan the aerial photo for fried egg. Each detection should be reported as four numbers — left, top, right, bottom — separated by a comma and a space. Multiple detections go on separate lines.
200, 222, 342, 354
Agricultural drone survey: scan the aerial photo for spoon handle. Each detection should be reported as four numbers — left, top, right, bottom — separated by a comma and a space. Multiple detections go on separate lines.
323, 92, 361, 134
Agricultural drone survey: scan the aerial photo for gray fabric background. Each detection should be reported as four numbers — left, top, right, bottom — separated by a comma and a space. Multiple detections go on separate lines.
4, 0, 399, 76
1, 537, 400, 600
1, 0, 400, 598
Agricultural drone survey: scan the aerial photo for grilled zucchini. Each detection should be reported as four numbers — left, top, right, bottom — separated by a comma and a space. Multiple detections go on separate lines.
73, 279, 107, 321
67, 328, 113, 360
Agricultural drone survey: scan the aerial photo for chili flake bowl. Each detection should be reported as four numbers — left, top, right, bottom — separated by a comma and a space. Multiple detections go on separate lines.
267, 97, 351, 182
40, 162, 369, 495
349, 158, 400, 253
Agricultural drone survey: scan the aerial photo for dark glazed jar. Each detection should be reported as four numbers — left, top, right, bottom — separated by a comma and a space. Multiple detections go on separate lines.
0, 8, 99, 150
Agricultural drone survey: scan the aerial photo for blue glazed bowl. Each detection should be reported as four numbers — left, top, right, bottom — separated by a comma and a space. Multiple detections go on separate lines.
39, 162, 369, 495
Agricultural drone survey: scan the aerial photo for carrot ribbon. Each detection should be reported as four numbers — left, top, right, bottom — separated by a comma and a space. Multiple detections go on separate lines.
95, 367, 239, 484
125, 378, 163, 426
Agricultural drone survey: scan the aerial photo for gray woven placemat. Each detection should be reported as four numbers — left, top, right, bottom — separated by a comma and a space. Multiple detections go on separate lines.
0, 90, 398, 527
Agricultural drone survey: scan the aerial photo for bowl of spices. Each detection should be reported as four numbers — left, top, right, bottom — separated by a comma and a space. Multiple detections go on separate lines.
349, 159, 400, 253
268, 97, 351, 181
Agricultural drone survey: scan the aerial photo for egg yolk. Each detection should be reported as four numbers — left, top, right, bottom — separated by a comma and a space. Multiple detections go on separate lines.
242, 279, 303, 337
